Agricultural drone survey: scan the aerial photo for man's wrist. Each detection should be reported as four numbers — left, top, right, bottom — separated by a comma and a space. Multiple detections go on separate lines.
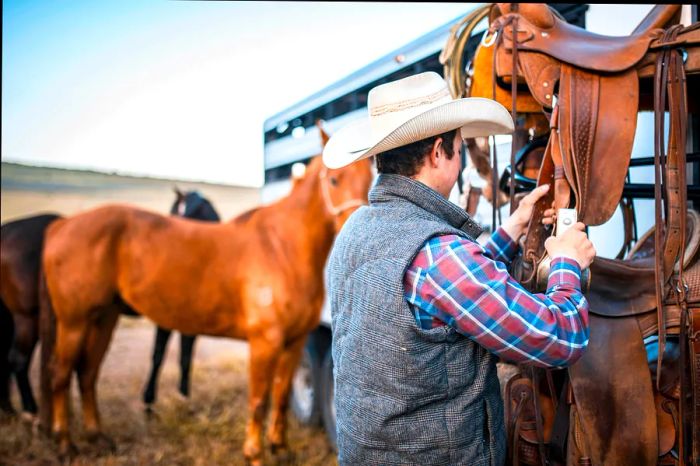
549, 253, 582, 269
500, 220, 526, 243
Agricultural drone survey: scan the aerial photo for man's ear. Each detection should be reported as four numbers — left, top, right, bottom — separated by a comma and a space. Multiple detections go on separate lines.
429, 137, 444, 167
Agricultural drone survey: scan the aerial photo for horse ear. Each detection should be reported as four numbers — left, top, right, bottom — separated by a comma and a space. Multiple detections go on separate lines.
173, 186, 183, 198
316, 119, 330, 147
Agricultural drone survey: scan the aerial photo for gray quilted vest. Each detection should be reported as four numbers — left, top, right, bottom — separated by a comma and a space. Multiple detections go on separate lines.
326, 174, 505, 466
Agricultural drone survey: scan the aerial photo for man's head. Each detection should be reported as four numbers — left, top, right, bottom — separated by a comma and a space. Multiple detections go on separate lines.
375, 128, 462, 198
322, 72, 513, 177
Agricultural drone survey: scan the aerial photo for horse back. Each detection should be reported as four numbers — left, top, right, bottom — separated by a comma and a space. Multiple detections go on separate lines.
0, 213, 61, 314
42, 206, 137, 319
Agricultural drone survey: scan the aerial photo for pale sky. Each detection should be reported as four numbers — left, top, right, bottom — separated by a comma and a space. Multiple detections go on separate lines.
2, 1, 475, 188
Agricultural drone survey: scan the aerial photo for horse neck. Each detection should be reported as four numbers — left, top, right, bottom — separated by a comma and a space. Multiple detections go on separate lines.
280, 162, 336, 268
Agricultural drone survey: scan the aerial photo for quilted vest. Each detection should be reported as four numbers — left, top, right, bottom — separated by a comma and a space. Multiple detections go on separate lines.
326, 173, 506, 465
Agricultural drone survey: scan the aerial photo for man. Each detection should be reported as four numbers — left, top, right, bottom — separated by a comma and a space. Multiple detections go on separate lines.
323, 72, 595, 465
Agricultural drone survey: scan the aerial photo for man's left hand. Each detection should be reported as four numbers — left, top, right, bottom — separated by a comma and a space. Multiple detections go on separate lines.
501, 184, 552, 242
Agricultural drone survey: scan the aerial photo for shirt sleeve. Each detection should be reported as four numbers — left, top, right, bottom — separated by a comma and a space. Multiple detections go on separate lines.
482, 226, 519, 265
404, 234, 589, 368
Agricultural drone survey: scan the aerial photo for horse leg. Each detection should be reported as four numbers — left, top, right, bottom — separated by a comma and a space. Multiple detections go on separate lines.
51, 318, 88, 458
143, 326, 172, 406
0, 300, 15, 415
244, 334, 283, 466
9, 312, 39, 416
76, 307, 119, 451
266, 336, 306, 461
178, 333, 196, 398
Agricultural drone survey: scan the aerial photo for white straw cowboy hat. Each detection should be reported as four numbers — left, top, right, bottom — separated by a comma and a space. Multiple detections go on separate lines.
323, 71, 514, 169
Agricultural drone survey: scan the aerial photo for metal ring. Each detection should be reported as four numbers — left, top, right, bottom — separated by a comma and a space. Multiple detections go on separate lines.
481, 29, 498, 47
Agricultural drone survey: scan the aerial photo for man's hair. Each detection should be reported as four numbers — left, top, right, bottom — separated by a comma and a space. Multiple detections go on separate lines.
375, 129, 459, 177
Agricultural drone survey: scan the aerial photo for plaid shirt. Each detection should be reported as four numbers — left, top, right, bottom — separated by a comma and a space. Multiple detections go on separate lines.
404, 227, 589, 368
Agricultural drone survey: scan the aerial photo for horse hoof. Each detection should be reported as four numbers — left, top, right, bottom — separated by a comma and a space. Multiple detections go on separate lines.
86, 431, 117, 453
57, 440, 79, 461
20, 411, 37, 424
0, 401, 16, 418
270, 445, 295, 465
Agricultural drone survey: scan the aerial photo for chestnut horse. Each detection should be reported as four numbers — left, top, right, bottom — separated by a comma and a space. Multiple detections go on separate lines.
0, 193, 218, 419
0, 213, 61, 416
142, 189, 221, 408
39, 151, 373, 464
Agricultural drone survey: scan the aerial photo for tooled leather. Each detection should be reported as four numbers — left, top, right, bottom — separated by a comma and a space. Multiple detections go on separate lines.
517, 52, 560, 109
570, 67, 598, 221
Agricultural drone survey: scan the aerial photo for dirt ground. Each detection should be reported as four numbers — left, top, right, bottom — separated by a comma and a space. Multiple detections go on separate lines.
0, 317, 337, 466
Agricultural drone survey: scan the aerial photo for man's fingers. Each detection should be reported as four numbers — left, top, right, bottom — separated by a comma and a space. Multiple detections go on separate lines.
521, 184, 550, 206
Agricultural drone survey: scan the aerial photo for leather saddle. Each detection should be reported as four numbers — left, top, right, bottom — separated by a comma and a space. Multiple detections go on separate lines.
476, 3, 700, 465
506, 210, 700, 466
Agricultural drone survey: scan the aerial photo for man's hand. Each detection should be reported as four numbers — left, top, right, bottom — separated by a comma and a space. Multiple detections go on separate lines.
544, 222, 596, 269
501, 184, 552, 242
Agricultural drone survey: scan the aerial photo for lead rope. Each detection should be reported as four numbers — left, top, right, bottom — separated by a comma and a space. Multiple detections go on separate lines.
319, 167, 367, 217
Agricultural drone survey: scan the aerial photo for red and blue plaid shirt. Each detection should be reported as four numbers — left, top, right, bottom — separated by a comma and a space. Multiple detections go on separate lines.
404, 227, 589, 368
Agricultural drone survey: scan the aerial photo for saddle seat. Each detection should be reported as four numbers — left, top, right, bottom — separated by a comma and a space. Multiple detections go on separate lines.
587, 209, 700, 317
495, 3, 675, 73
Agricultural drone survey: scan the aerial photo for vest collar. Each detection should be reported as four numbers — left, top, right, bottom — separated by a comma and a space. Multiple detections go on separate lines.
369, 174, 484, 239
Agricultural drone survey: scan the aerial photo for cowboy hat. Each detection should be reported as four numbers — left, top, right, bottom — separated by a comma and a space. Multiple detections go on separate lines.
323, 71, 514, 169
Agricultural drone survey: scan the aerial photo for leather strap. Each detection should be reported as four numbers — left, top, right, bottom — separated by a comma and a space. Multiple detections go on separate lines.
509, 4, 519, 215
518, 137, 555, 290
530, 367, 548, 466
548, 376, 571, 465
687, 308, 700, 463
653, 24, 688, 393
617, 195, 638, 260
549, 104, 572, 211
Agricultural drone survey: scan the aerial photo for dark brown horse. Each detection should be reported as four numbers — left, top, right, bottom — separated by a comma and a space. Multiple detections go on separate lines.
142, 189, 221, 408
0, 213, 61, 417
39, 151, 373, 464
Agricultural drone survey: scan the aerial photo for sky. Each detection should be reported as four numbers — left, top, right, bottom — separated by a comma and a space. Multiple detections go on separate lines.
2, 1, 476, 188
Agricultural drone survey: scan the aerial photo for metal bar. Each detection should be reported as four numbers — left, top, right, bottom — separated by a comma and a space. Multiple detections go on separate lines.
628, 151, 700, 167
622, 183, 700, 200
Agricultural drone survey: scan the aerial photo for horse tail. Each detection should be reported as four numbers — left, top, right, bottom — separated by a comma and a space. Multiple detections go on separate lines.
38, 264, 55, 433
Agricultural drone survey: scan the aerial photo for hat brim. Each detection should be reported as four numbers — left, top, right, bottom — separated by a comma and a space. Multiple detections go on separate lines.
323, 97, 514, 169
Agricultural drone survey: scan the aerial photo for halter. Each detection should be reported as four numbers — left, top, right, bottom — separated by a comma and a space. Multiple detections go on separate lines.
319, 167, 367, 217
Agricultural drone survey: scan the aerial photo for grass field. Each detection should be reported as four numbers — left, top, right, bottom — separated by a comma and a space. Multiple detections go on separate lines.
1, 162, 262, 223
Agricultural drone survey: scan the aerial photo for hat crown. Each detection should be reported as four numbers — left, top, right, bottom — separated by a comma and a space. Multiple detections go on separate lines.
368, 72, 451, 117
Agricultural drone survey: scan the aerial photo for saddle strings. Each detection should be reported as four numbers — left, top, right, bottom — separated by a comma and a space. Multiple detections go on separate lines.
318, 167, 367, 217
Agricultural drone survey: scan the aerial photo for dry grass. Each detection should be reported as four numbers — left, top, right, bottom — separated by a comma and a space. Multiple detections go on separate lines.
0, 319, 337, 466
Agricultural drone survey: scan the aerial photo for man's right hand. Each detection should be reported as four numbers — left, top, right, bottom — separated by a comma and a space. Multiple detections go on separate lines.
544, 222, 596, 269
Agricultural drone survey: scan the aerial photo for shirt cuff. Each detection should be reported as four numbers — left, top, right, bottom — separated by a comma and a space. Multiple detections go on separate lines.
547, 257, 582, 292
486, 226, 519, 264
